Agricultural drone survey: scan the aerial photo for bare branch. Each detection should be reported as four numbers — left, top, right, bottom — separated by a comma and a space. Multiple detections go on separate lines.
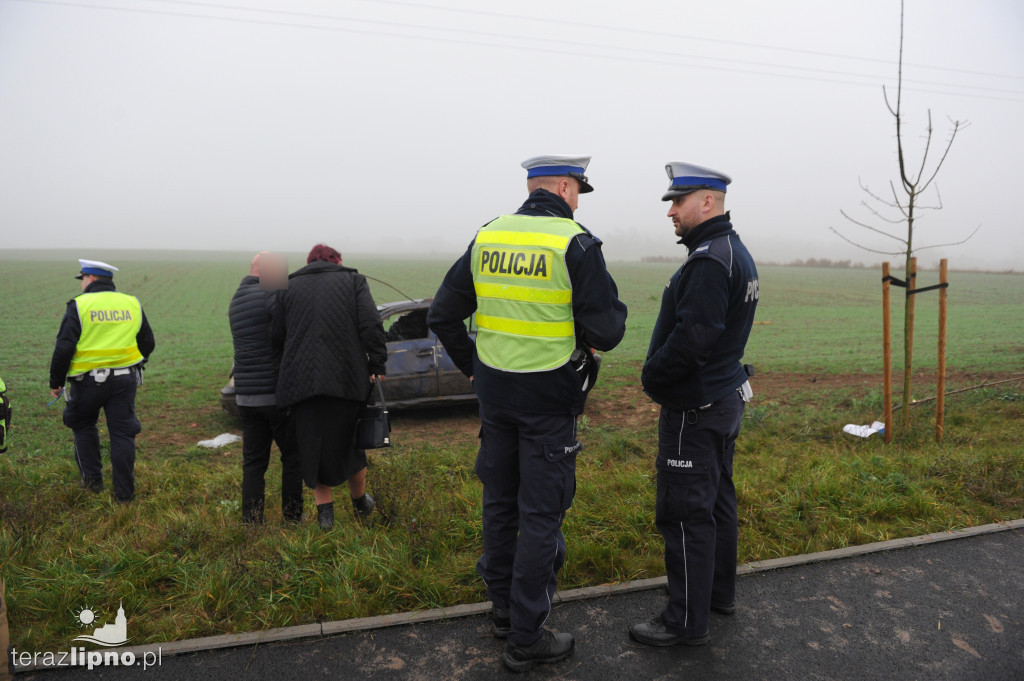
858, 200, 904, 224
919, 119, 964, 194
858, 177, 900, 208
909, 184, 944, 212
887, 375, 1024, 414
912, 110, 934, 184
839, 210, 907, 241
889, 180, 910, 219
883, 84, 898, 117
829, 226, 907, 255
911, 224, 983, 251
947, 116, 972, 133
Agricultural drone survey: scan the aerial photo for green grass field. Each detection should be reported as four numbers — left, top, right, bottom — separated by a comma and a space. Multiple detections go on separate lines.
1, 253, 1022, 651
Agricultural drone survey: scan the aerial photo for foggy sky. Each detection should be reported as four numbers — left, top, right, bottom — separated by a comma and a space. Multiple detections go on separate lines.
1, 0, 1022, 270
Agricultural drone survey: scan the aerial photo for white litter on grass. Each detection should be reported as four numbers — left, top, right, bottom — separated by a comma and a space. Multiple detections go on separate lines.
197, 433, 242, 448
842, 421, 885, 438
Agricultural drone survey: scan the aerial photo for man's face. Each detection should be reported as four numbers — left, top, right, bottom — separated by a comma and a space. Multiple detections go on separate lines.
80, 274, 94, 291
667, 192, 704, 238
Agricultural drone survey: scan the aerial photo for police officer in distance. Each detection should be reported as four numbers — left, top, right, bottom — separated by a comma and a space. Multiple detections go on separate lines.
630, 163, 759, 647
428, 155, 627, 672
49, 259, 155, 502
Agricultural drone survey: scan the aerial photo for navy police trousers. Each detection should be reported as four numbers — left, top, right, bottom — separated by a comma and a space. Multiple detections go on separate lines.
63, 370, 141, 501
656, 390, 744, 638
475, 401, 580, 647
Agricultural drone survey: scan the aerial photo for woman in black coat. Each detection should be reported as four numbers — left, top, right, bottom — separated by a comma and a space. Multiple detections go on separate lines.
273, 244, 387, 529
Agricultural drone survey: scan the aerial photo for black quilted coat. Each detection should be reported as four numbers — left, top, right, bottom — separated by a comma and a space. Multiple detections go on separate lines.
272, 262, 387, 409
228, 275, 280, 397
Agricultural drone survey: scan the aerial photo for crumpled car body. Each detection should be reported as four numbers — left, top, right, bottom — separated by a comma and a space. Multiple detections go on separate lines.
221, 298, 476, 417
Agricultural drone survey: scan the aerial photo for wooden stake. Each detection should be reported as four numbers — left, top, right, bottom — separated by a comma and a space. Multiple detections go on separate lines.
936, 259, 948, 442
882, 262, 893, 443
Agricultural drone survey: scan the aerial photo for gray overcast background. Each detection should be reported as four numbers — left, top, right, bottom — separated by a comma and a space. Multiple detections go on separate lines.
1, 0, 1022, 269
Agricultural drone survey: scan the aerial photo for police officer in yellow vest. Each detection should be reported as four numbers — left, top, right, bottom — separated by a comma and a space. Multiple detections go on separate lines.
49, 259, 155, 502
428, 155, 627, 672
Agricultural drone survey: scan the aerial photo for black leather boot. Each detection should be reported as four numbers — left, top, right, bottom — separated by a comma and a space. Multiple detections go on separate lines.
352, 493, 375, 517
316, 502, 335, 530
503, 629, 574, 672
491, 605, 511, 639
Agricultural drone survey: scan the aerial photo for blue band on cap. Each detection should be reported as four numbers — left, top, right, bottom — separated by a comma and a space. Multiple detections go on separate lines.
671, 176, 728, 191
81, 267, 113, 276
527, 165, 585, 178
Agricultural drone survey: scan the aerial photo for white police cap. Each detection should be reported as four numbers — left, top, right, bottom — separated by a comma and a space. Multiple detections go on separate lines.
75, 259, 119, 279
662, 161, 731, 201
521, 155, 594, 193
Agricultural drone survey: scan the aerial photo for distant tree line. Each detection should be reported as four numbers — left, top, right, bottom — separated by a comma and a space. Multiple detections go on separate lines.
640, 255, 868, 268
638, 255, 1016, 273
783, 258, 868, 268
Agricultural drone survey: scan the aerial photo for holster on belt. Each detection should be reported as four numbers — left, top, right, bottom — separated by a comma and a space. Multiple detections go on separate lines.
571, 346, 600, 395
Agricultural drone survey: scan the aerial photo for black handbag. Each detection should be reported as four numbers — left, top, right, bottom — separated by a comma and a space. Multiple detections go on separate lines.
355, 381, 391, 449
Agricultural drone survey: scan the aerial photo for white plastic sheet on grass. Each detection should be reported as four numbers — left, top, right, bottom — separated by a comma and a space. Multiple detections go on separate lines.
842, 421, 885, 438
197, 433, 242, 448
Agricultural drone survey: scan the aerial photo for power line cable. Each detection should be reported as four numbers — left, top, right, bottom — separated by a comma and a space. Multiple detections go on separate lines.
12, 0, 1024, 103
144, 0, 1024, 82
131, 0, 1024, 97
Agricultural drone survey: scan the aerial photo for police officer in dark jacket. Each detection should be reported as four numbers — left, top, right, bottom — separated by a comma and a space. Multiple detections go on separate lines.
49, 259, 155, 502
229, 253, 303, 524
428, 155, 627, 672
630, 163, 759, 648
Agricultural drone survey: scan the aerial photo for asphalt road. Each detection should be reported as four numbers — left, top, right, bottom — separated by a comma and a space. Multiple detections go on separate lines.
18, 526, 1024, 681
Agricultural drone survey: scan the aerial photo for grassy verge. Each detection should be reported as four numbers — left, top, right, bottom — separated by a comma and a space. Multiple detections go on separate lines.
2, 378, 1021, 650
1, 257, 1022, 651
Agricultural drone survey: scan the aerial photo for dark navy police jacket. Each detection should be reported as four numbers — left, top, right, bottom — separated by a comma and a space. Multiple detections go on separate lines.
427, 189, 627, 415
642, 212, 759, 410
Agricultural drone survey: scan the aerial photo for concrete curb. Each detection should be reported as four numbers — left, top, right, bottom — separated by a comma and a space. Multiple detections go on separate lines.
21, 519, 1024, 671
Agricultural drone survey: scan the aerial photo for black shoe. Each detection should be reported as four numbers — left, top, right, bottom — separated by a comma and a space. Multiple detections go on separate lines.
491, 606, 510, 639
81, 478, 103, 493
352, 494, 374, 517
283, 500, 304, 524
503, 629, 574, 673
711, 599, 736, 615
317, 502, 335, 530
114, 495, 134, 504
629, 615, 709, 647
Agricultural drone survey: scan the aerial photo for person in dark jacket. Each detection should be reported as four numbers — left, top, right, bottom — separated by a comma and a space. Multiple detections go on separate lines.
272, 244, 387, 530
630, 162, 759, 649
49, 259, 155, 502
428, 155, 627, 672
229, 252, 303, 524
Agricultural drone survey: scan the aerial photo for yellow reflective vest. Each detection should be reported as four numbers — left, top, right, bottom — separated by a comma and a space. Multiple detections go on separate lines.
68, 291, 144, 376
471, 215, 583, 372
